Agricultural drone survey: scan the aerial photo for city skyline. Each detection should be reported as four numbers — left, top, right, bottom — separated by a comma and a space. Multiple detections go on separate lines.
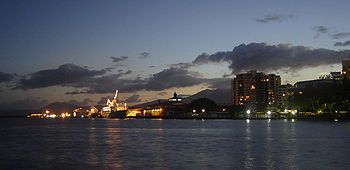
1, 0, 350, 109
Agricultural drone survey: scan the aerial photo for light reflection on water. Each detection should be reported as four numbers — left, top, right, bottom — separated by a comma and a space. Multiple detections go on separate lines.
243, 119, 253, 169
0, 119, 350, 169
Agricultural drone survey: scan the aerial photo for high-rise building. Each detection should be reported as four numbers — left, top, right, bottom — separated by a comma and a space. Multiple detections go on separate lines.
342, 59, 350, 80
277, 84, 293, 108
267, 74, 281, 105
232, 71, 281, 111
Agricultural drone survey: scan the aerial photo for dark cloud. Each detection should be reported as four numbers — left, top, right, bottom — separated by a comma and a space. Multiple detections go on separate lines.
255, 14, 294, 24
110, 56, 128, 62
53, 42, 349, 93
193, 52, 231, 65
77, 74, 147, 93
21, 42, 345, 94
15, 64, 108, 90
124, 94, 141, 103
314, 26, 328, 34
78, 67, 205, 93
332, 32, 350, 39
65, 90, 88, 95
334, 40, 350, 47
98, 96, 112, 105
190, 42, 350, 75
11, 62, 229, 94
0, 72, 14, 83
157, 92, 167, 96
145, 67, 204, 91
222, 73, 232, 78
170, 62, 194, 69
139, 52, 150, 59
124, 70, 132, 74
68, 98, 93, 106
206, 78, 231, 89
0, 98, 48, 110
313, 26, 329, 38
149, 66, 156, 68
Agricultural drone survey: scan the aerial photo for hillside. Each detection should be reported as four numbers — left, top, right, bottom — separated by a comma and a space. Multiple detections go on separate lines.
183, 88, 231, 105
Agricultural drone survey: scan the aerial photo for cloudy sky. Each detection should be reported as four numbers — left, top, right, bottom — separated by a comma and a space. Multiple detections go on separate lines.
1, 0, 350, 109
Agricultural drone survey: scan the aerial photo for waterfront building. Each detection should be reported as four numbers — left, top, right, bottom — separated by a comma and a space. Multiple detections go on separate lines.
343, 59, 350, 80
267, 74, 281, 105
231, 71, 281, 112
277, 84, 293, 108
128, 92, 187, 118
294, 79, 342, 89
330, 72, 343, 80
73, 105, 99, 118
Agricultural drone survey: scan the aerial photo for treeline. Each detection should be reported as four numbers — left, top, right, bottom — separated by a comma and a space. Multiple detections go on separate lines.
289, 81, 350, 113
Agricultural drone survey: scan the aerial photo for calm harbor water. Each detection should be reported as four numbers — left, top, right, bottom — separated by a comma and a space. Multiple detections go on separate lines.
1, 118, 350, 169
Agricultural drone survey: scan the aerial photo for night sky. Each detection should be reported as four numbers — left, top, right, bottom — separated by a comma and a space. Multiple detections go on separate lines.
1, 0, 350, 109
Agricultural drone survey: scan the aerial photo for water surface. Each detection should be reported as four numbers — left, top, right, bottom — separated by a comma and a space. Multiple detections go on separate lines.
1, 118, 350, 169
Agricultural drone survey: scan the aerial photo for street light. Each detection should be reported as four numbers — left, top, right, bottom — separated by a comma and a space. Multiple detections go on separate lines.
246, 109, 251, 118
267, 111, 271, 118
267, 111, 271, 115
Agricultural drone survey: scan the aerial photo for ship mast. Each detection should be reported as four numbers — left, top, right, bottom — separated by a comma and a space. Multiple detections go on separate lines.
113, 90, 118, 100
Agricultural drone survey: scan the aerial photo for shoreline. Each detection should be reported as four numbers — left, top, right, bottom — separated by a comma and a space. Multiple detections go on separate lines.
1, 116, 349, 121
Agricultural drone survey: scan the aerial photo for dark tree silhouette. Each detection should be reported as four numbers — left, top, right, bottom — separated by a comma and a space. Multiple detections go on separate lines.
188, 98, 218, 112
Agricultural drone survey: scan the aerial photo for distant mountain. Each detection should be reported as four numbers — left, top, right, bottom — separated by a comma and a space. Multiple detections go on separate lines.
183, 88, 231, 105
42, 102, 78, 114
0, 109, 40, 117
131, 99, 168, 108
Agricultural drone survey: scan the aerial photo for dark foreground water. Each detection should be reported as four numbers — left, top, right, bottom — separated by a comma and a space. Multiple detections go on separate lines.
1, 119, 350, 169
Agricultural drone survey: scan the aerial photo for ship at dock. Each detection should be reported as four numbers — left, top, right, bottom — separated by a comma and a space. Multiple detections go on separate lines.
100, 90, 128, 119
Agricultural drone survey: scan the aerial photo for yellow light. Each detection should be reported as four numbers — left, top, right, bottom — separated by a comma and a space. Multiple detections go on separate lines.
48, 114, 56, 118
45, 110, 50, 114
251, 85, 255, 89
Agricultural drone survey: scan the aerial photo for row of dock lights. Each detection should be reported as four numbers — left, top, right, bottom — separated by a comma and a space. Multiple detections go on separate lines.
245, 109, 297, 118
39, 110, 79, 119
192, 109, 206, 117
192, 109, 206, 113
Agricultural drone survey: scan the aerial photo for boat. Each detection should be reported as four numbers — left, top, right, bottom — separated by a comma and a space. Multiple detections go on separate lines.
101, 90, 128, 119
